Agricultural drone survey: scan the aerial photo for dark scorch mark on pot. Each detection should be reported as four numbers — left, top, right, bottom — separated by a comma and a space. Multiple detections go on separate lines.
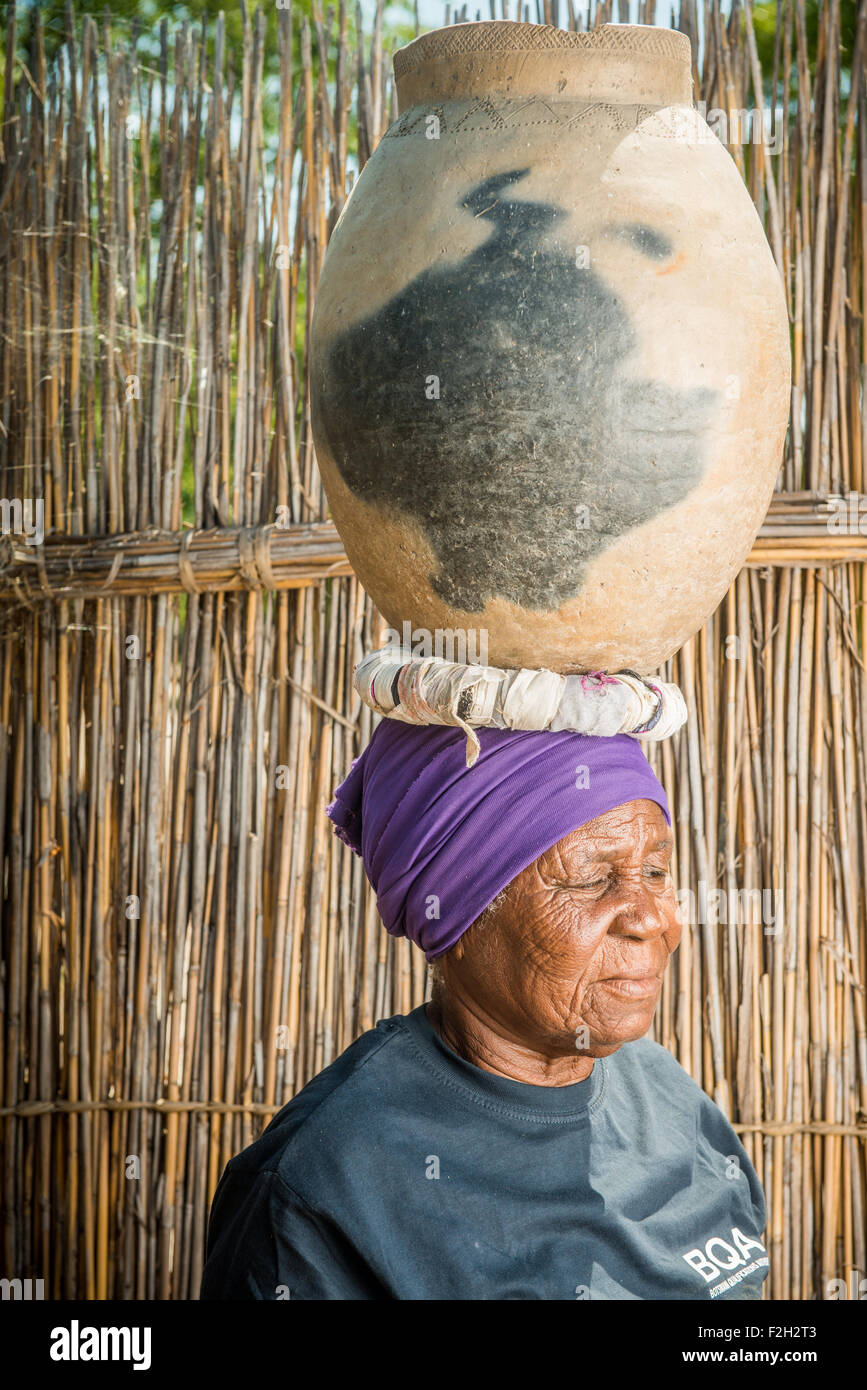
604, 222, 673, 260
317, 168, 718, 613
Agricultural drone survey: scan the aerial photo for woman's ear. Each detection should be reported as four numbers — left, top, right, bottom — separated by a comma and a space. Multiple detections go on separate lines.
440, 886, 510, 978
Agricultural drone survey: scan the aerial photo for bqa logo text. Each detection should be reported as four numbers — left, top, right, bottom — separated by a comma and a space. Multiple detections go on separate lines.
49, 1320, 152, 1371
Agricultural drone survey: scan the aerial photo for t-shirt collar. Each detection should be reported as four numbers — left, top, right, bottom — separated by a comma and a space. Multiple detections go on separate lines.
396, 1002, 605, 1120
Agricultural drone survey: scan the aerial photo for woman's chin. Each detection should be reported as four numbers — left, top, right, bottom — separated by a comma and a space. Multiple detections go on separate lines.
574, 1005, 660, 1053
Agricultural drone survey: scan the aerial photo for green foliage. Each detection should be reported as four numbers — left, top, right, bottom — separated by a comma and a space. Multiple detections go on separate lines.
10, 2, 416, 76
3, 1, 419, 148
15, 0, 292, 67
752, 0, 859, 76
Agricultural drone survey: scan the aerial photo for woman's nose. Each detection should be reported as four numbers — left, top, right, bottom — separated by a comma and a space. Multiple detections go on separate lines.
609, 883, 677, 941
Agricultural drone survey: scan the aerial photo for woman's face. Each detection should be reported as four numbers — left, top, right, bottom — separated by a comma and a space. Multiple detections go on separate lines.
441, 798, 682, 1058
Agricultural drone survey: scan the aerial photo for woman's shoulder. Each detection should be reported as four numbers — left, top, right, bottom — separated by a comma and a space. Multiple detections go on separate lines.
610, 1037, 762, 1174
611, 1034, 702, 1086
608, 1036, 729, 1123
221, 1012, 424, 1191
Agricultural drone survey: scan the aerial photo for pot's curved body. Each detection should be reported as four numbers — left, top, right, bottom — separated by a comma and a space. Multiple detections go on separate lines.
310, 21, 791, 673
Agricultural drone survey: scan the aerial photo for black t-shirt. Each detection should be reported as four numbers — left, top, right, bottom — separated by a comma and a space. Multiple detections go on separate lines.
201, 1004, 769, 1300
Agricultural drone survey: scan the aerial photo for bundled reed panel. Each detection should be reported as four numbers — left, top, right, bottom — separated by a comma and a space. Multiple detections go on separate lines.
0, 0, 864, 1301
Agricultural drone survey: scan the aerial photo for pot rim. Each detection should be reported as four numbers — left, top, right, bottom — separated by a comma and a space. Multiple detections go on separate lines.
393, 20, 692, 79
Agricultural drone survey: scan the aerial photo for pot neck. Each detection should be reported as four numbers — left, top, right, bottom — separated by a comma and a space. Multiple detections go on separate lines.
394, 21, 693, 112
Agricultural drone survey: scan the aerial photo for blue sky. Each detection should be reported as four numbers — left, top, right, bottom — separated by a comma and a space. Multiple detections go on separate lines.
364, 2, 686, 35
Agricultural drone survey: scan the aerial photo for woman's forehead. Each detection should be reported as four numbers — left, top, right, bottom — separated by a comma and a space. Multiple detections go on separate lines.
545, 801, 672, 861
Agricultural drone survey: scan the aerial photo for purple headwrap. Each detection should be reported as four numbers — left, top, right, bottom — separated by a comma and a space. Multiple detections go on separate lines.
327, 721, 671, 961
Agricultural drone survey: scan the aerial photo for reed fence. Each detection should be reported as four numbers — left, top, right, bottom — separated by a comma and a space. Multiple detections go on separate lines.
0, 0, 865, 1301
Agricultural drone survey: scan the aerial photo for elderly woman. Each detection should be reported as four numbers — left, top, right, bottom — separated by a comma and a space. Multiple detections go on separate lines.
201, 722, 769, 1301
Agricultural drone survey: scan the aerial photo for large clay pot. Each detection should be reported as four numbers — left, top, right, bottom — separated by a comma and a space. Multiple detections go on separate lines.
309, 21, 791, 674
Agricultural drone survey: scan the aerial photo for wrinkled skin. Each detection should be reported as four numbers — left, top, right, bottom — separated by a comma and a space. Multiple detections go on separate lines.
426, 799, 682, 1087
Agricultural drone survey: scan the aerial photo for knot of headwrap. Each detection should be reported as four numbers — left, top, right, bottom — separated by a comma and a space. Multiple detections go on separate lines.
327, 720, 671, 960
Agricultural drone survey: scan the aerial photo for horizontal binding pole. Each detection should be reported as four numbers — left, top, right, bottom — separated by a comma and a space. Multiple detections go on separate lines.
0, 1099, 866, 1134
0, 497, 865, 602
746, 545, 867, 565
0, 1099, 284, 1116
0, 521, 354, 602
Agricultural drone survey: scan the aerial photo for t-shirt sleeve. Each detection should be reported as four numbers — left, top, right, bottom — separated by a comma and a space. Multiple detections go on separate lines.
200, 1167, 387, 1300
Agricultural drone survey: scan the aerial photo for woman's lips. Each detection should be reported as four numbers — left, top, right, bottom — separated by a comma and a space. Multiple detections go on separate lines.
597, 974, 662, 999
